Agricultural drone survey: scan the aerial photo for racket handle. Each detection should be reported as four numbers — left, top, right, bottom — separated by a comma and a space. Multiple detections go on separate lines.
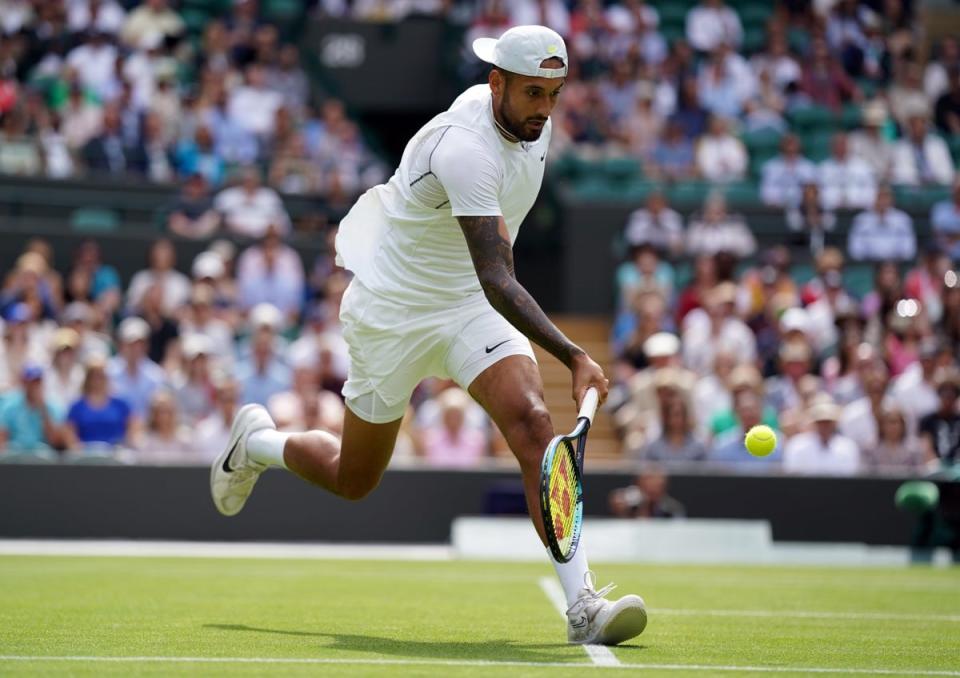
578, 387, 599, 424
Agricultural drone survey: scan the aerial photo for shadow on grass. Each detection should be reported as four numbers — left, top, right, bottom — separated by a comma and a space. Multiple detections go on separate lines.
204, 623, 646, 662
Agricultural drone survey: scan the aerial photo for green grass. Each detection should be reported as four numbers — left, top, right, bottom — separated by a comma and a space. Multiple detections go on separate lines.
0, 556, 958, 676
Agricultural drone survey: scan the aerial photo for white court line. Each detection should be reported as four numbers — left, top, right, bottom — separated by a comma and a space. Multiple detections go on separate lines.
538, 576, 621, 667
1, 655, 958, 675
656, 608, 960, 623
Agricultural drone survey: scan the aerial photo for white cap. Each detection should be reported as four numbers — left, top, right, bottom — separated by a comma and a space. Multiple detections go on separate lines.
250, 303, 282, 331
192, 251, 225, 279
473, 26, 568, 79
643, 332, 680, 359
182, 333, 214, 360
780, 308, 810, 336
117, 316, 150, 343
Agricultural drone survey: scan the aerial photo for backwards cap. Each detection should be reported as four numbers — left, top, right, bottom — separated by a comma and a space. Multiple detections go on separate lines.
473, 25, 568, 79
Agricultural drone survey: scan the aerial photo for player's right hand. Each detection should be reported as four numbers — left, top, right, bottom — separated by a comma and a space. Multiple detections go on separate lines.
571, 352, 609, 408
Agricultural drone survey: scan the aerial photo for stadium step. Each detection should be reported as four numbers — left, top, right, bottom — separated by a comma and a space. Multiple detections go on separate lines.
533, 316, 620, 461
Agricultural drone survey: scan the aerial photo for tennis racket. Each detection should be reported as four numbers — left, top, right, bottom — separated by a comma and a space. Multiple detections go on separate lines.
539, 387, 599, 563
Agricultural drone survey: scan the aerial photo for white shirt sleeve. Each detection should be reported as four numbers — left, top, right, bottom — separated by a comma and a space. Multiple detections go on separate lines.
430, 126, 503, 217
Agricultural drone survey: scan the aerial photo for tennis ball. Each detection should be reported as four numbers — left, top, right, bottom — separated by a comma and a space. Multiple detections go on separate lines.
744, 425, 777, 457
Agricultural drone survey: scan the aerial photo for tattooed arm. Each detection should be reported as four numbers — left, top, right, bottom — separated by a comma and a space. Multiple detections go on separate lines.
458, 215, 608, 402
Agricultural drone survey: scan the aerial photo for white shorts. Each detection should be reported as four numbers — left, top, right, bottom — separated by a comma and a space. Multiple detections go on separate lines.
339, 278, 536, 423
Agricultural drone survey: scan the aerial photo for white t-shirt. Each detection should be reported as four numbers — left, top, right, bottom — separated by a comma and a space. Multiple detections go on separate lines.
336, 85, 549, 306
783, 431, 861, 476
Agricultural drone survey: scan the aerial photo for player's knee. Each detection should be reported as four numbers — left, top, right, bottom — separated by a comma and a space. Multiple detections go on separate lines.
338, 474, 381, 501
508, 401, 554, 462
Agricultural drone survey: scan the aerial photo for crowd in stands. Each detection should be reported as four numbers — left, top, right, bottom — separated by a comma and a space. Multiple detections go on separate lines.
0, 0, 385, 202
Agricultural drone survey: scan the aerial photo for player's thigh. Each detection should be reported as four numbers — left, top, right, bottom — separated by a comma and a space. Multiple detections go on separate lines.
467, 354, 555, 464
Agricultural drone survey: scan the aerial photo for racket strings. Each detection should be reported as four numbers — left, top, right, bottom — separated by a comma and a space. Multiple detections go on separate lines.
548, 440, 579, 555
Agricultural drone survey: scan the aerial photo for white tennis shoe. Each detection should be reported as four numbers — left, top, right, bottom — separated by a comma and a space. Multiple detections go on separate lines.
210, 404, 275, 516
566, 572, 647, 645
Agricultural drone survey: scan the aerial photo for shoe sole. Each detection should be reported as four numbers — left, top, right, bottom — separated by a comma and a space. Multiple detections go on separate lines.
209, 403, 264, 517
596, 604, 647, 645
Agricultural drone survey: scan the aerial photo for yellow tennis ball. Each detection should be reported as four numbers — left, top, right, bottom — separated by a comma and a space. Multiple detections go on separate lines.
744, 425, 777, 457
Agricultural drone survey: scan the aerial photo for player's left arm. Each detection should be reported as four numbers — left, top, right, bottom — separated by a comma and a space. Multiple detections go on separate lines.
457, 214, 608, 404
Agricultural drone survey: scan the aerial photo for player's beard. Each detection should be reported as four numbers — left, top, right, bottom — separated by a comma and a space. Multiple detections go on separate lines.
498, 90, 547, 142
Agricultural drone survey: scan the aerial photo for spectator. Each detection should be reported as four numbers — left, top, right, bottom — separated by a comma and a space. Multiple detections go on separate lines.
139, 112, 175, 183
0, 107, 41, 176
925, 37, 960, 102
420, 387, 488, 468
173, 333, 216, 423
765, 340, 816, 415
805, 269, 854, 356
268, 344, 344, 435
691, 348, 738, 436
236, 225, 306, 319
934, 68, 960, 136
175, 125, 226, 188
866, 403, 925, 475
786, 182, 837, 256
750, 33, 800, 91
890, 337, 944, 422
891, 112, 956, 187
82, 103, 146, 177
130, 390, 194, 464
888, 63, 930, 129
699, 43, 755, 120
44, 328, 84, 412
61, 302, 110, 361
0, 364, 68, 453
270, 44, 309, 113
918, 367, 960, 466
269, 133, 325, 195
622, 82, 662, 159
783, 398, 861, 475
214, 166, 291, 238
106, 316, 166, 418
125, 238, 191, 316
228, 63, 284, 138
1, 252, 59, 322
838, 360, 890, 453
669, 77, 709, 141
67, 0, 126, 35
509, 0, 571, 36
67, 356, 134, 449
818, 133, 878, 210
674, 254, 717, 325
616, 241, 674, 309
137, 283, 180, 366
798, 39, 858, 111
686, 0, 741, 53
236, 305, 292, 406
598, 60, 639, 127
681, 282, 757, 376
612, 289, 671, 372
707, 364, 779, 438
192, 375, 240, 463
120, 0, 184, 50
622, 191, 684, 259
710, 390, 783, 467
608, 469, 686, 519
849, 100, 893, 181
686, 192, 756, 258
66, 29, 118, 101
905, 246, 952, 325
760, 134, 817, 207
860, 259, 903, 321
848, 186, 916, 262
649, 118, 697, 181
636, 397, 708, 464
0, 303, 48, 394
180, 283, 235, 366
167, 173, 221, 239
696, 115, 747, 183
931, 179, 960, 260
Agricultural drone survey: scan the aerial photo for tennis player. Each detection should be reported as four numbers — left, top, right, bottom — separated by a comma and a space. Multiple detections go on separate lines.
211, 25, 646, 645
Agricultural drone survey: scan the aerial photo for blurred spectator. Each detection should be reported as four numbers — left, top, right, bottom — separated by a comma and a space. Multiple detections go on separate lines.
0, 108, 42, 176
686, 193, 756, 258
1, 252, 59, 322
933, 68, 960, 136
649, 118, 696, 181
44, 328, 84, 412
675, 254, 718, 324
682, 282, 756, 375
805, 269, 854, 356
120, 0, 184, 50
61, 302, 110, 361
236, 306, 292, 406
890, 337, 944, 422
686, 0, 741, 53
137, 283, 179, 366
271, 44, 309, 113
710, 390, 783, 467
140, 112, 175, 183
888, 63, 929, 129
891, 113, 956, 187
289, 303, 349, 394
0, 304, 48, 394
269, 344, 344, 435
669, 77, 709, 141
614, 330, 680, 421
167, 173, 221, 239
192, 375, 240, 463
175, 125, 226, 188
613, 288, 670, 371
765, 341, 816, 415
68, 0, 126, 35
420, 388, 488, 467
269, 133, 325, 195
130, 390, 194, 463
783, 398, 861, 475
172, 333, 216, 424
860, 259, 903, 321
0, 364, 68, 452
750, 33, 800, 94
818, 133, 877, 210
786, 182, 837, 256
838, 360, 890, 453
695, 116, 747, 183
761, 134, 817, 207
918, 367, 960, 466
126, 239, 191, 316
598, 61, 640, 127
67, 357, 134, 448
180, 284, 235, 367
799, 39, 858, 110
848, 100, 892, 181
616, 241, 674, 310
636, 397, 707, 463
708, 364, 778, 438
932, 181, 960, 261
925, 37, 960, 102
847, 186, 916, 261
508, 0, 570, 35
622, 191, 684, 259
66, 30, 118, 101
691, 348, 737, 436
106, 317, 166, 418
215, 166, 292, 238
608, 469, 686, 519
61, 85, 104, 152
866, 403, 924, 474
228, 63, 284, 138
905, 247, 951, 325
698, 46, 751, 120
236, 225, 306, 319
622, 82, 662, 159
82, 103, 147, 177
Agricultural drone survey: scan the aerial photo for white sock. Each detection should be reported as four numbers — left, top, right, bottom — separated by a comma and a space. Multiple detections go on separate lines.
549, 544, 591, 607
246, 429, 291, 468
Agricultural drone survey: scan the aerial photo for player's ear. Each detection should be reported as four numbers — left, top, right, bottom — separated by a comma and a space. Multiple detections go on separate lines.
489, 68, 504, 98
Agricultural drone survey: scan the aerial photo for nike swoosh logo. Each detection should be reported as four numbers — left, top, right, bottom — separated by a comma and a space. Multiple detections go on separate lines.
485, 339, 510, 354
540, 153, 546, 161
221, 441, 239, 473
570, 615, 588, 628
